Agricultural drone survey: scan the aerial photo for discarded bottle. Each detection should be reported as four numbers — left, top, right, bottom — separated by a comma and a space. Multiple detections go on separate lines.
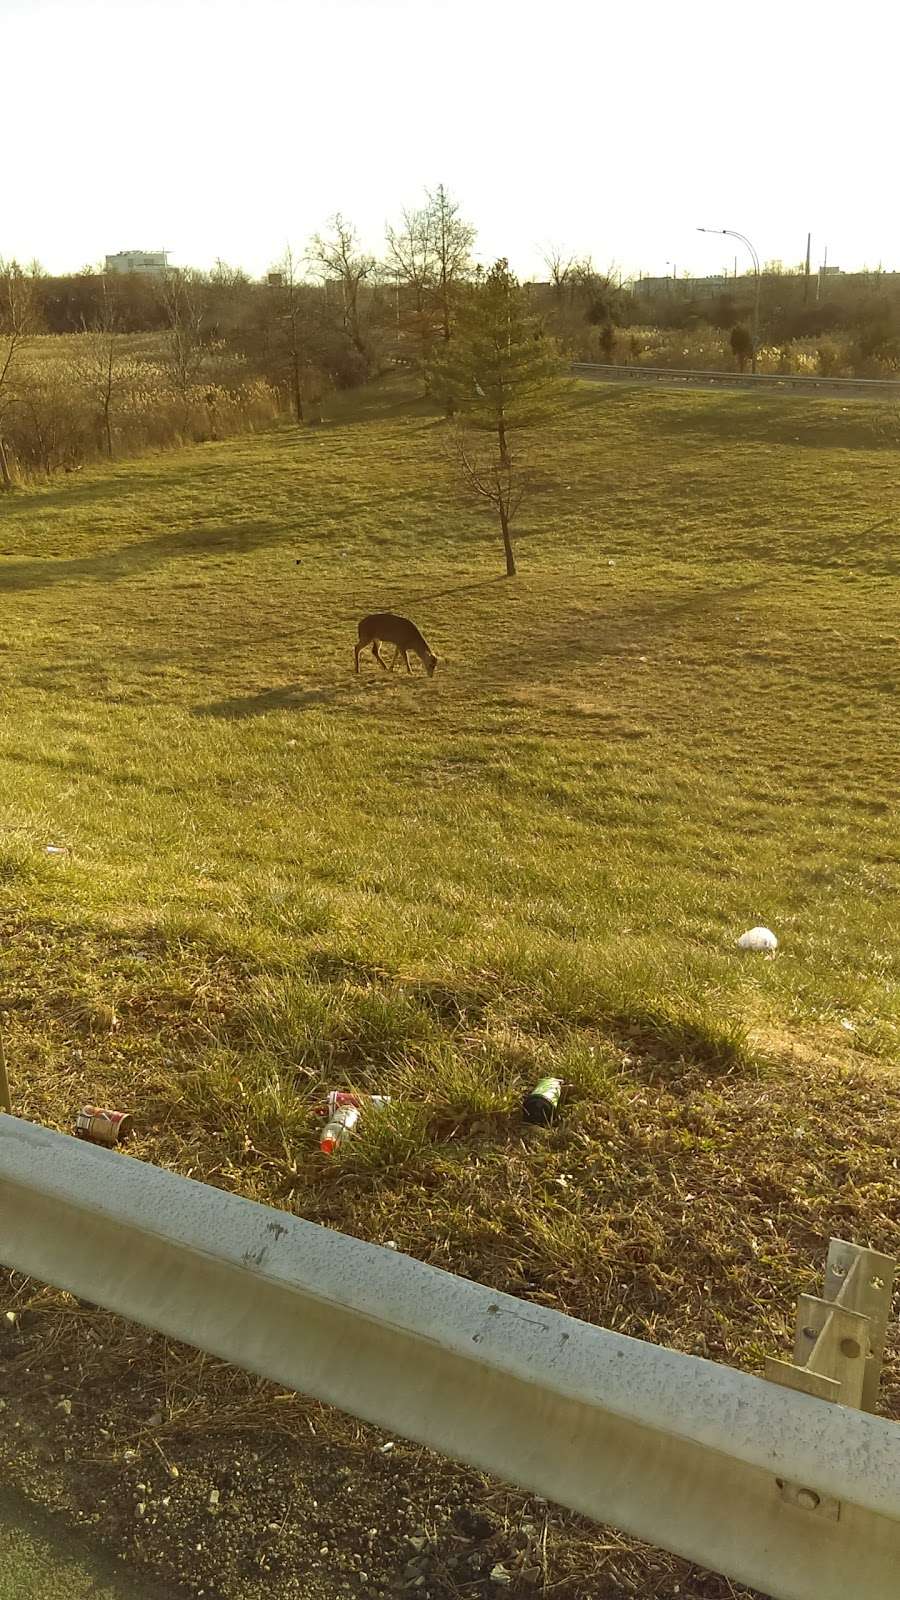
320, 1090, 392, 1118
523, 1077, 563, 1125
320, 1102, 360, 1154
322, 1090, 361, 1118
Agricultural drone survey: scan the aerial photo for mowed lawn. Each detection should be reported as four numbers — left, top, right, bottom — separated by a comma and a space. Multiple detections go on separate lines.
0, 377, 898, 1593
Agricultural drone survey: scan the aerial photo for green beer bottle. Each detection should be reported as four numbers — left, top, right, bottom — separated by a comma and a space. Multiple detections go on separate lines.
523, 1077, 563, 1124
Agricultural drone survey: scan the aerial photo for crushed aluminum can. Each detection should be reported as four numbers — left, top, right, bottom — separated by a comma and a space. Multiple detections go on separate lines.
74, 1106, 133, 1147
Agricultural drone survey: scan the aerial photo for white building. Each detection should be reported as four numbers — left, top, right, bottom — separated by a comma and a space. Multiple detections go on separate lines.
105, 250, 168, 276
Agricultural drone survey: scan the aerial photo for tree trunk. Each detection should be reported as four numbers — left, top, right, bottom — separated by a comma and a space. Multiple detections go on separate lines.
499, 498, 516, 577
103, 402, 113, 459
497, 416, 510, 469
0, 437, 12, 491
291, 350, 304, 423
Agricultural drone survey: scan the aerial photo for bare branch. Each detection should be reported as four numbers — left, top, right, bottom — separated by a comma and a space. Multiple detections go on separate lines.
0, 261, 42, 489
445, 420, 528, 577
542, 246, 577, 295
307, 215, 376, 361
158, 268, 206, 422
0, 262, 40, 399
385, 207, 437, 311
426, 184, 475, 341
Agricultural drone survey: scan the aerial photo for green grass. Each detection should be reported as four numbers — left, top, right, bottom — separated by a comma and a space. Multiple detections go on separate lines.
1, 375, 898, 1592
0, 1491, 162, 1600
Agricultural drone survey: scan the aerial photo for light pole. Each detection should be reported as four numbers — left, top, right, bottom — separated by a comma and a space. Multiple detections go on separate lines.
698, 227, 761, 374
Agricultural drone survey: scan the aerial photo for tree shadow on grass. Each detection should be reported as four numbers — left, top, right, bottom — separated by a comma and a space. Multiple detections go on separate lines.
0, 518, 290, 594
193, 681, 349, 720
0, 747, 182, 797
483, 577, 768, 680
405, 572, 508, 605
322, 378, 440, 429
5, 445, 255, 516
641, 397, 897, 451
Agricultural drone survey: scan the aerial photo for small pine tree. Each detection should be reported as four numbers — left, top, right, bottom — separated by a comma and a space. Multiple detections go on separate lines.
432, 260, 567, 577
432, 259, 565, 467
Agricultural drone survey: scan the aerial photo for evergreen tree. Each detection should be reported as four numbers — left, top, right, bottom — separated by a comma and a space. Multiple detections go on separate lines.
433, 260, 565, 466
435, 261, 567, 576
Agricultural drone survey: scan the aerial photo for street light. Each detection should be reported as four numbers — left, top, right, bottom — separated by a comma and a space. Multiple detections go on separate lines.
697, 227, 761, 374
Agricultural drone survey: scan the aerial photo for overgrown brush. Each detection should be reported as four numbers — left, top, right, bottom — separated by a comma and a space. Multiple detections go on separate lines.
1, 339, 284, 480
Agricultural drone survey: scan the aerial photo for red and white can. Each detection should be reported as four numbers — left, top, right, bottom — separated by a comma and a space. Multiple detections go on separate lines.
75, 1106, 133, 1146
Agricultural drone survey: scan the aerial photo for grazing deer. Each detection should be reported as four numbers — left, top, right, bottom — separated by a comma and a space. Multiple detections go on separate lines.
354, 613, 438, 677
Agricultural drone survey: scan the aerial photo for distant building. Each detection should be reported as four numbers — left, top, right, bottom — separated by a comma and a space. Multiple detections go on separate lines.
632, 274, 729, 296
105, 250, 168, 276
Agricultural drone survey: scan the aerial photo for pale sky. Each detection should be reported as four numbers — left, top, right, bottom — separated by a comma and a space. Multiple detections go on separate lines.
4, 0, 898, 281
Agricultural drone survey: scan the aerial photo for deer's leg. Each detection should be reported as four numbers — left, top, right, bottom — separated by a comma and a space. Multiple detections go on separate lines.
402, 649, 412, 674
372, 642, 388, 671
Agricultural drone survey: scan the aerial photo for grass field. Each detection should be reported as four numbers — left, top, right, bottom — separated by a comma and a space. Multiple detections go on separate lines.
1, 376, 898, 1597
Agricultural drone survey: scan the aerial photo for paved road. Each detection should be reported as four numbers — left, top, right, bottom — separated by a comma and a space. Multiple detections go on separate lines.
0, 1489, 165, 1600
573, 360, 900, 399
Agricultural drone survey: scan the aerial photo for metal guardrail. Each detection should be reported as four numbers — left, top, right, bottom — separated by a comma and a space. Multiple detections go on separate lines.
1, 1114, 898, 1600
573, 361, 900, 395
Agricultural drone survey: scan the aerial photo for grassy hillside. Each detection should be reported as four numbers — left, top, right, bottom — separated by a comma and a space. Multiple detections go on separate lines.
1, 376, 898, 1598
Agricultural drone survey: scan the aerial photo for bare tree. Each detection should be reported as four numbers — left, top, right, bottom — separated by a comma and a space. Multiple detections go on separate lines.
273, 246, 307, 423
0, 261, 40, 490
449, 425, 525, 578
307, 214, 375, 361
427, 184, 475, 342
542, 246, 576, 300
385, 205, 436, 313
159, 268, 206, 428
10, 369, 71, 477
571, 257, 622, 325
76, 278, 127, 458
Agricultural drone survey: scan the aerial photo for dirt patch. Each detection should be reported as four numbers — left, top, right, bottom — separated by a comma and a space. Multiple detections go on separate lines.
0, 1365, 754, 1600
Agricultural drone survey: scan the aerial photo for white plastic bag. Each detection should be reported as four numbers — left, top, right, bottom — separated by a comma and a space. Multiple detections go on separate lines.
737, 926, 778, 951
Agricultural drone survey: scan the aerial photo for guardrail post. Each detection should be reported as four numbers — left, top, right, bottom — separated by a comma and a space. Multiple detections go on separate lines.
766, 1239, 896, 1412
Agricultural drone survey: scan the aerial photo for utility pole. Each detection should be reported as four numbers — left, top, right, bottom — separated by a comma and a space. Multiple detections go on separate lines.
816, 243, 828, 303
698, 227, 761, 373
804, 233, 811, 303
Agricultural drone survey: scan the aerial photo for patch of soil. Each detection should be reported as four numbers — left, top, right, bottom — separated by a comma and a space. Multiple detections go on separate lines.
1, 1289, 756, 1600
